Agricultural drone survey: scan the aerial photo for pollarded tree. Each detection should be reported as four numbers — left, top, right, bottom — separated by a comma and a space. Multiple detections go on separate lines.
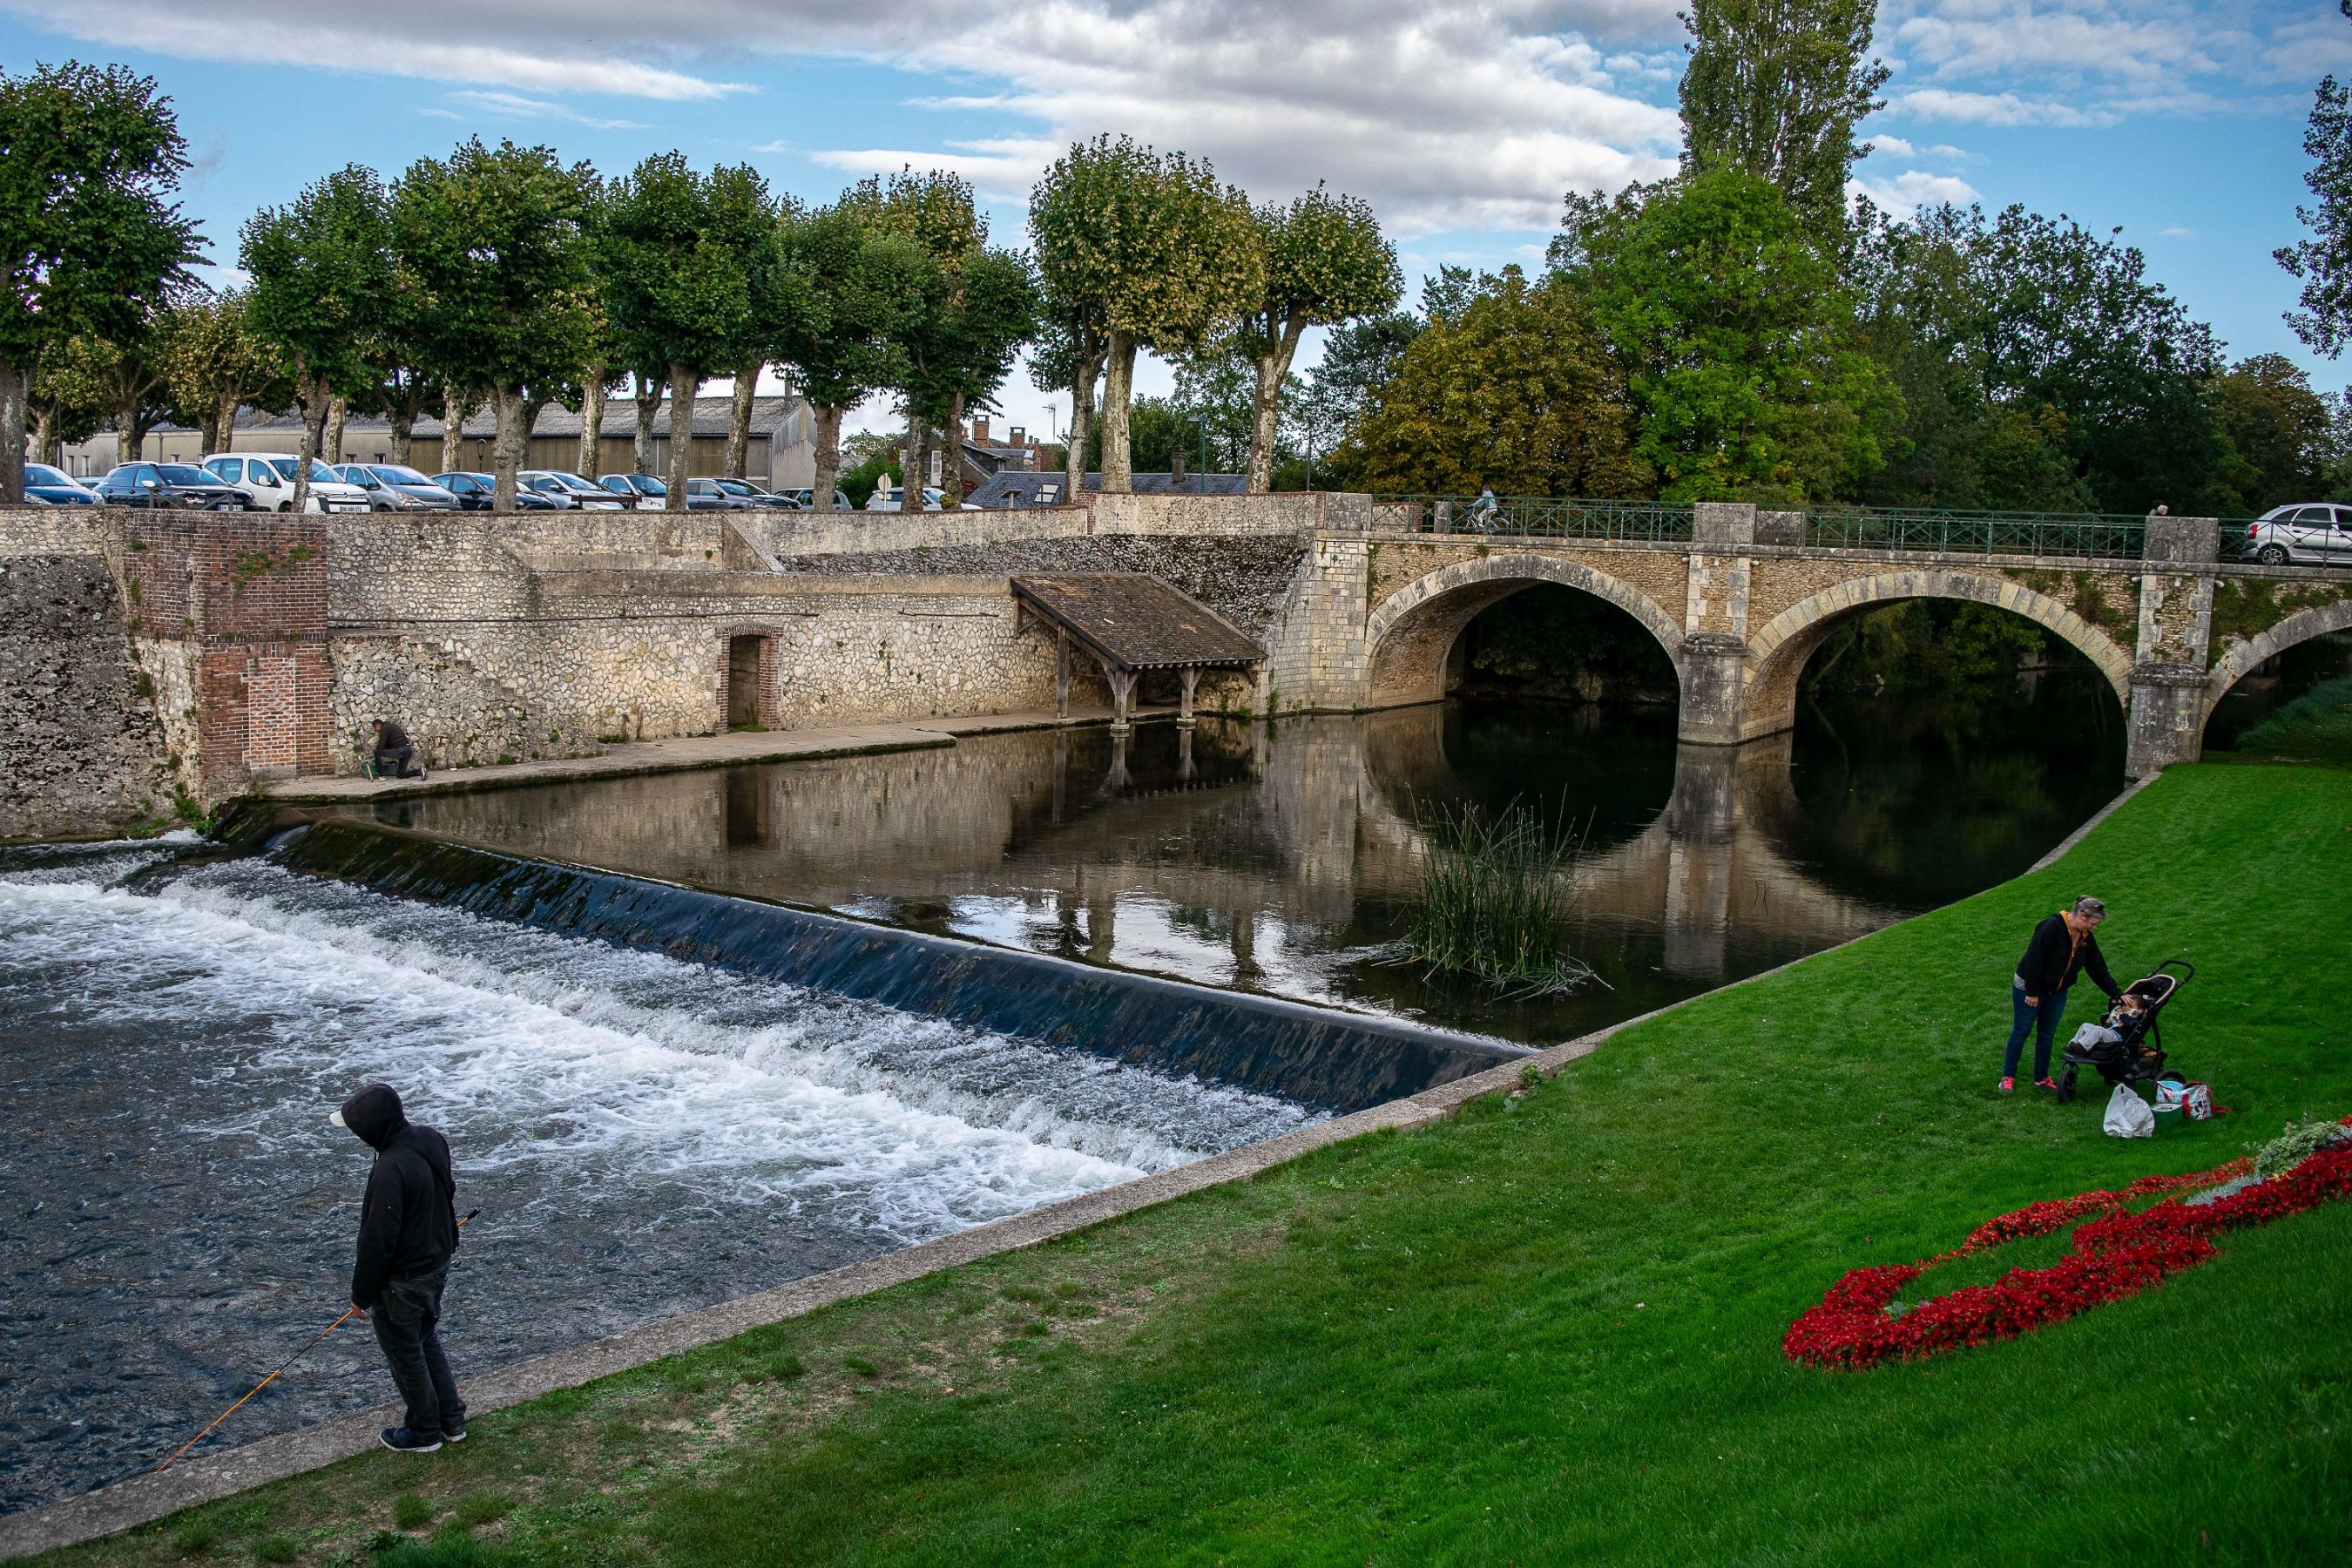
1680, 0, 1889, 233
600, 154, 775, 510
1030, 312, 1106, 501
772, 199, 924, 510
390, 139, 597, 510
0, 61, 202, 501
159, 288, 287, 459
1235, 186, 1400, 491
2279, 2, 2352, 358
1031, 135, 1261, 491
1341, 267, 1650, 498
243, 164, 394, 510
64, 296, 179, 464
1553, 169, 1894, 503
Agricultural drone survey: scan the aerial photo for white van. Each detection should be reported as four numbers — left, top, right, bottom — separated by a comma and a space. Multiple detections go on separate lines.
202, 454, 373, 513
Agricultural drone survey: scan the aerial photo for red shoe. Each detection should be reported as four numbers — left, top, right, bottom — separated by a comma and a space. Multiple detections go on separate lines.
2034, 1077, 2060, 1094
1998, 1077, 2016, 1093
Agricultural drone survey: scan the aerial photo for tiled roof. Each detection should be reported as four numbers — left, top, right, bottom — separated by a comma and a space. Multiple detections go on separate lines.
1011, 573, 1266, 671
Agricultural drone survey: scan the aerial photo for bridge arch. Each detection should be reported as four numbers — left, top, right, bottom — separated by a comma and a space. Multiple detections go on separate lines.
1362, 553, 1686, 709
2201, 599, 2352, 740
1739, 569, 2134, 740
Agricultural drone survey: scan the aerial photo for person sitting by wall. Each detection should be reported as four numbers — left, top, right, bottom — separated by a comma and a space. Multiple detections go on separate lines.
370, 719, 427, 781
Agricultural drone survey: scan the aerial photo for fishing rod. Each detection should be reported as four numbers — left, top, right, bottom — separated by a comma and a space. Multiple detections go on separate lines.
157, 1207, 480, 1473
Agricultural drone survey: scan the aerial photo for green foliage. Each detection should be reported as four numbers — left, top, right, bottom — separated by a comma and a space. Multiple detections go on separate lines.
2254, 1116, 2352, 1178
2212, 355, 2333, 515
1234, 185, 1401, 487
446, 1490, 515, 1530
242, 163, 393, 444
157, 288, 288, 449
601, 152, 776, 389
836, 449, 899, 509
2278, 7, 2352, 357
1680, 0, 1890, 229
1802, 599, 2052, 713
393, 1494, 435, 1531
1555, 169, 1893, 502
1852, 201, 2235, 515
2208, 578, 2349, 645
1342, 267, 1648, 497
1400, 799, 1598, 995
2230, 675, 2352, 767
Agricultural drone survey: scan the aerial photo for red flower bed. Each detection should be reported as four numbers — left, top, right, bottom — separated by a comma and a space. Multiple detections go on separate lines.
1785, 1139, 2352, 1369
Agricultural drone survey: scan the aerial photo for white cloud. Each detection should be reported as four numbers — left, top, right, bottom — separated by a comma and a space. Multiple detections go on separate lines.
2159, 226, 2197, 238
443, 91, 652, 131
1892, 87, 2116, 129
1868, 134, 1917, 158
1851, 168, 1981, 213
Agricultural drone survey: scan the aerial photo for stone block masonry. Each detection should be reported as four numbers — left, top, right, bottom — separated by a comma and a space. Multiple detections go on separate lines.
0, 554, 176, 840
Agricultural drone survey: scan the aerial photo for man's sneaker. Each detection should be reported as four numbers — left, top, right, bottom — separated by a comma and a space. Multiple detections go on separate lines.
417, 768, 429, 781
2034, 1077, 2061, 1094
1998, 1076, 2016, 1093
443, 1418, 467, 1443
379, 1426, 443, 1454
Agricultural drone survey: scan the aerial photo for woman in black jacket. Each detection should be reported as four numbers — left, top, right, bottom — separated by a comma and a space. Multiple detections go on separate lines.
2001, 896, 2122, 1092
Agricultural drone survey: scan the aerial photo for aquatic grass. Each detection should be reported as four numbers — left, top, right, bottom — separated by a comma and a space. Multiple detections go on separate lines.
1396, 797, 1601, 995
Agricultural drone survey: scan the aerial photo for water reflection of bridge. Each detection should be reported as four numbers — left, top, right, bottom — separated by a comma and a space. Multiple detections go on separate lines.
378, 709, 1905, 992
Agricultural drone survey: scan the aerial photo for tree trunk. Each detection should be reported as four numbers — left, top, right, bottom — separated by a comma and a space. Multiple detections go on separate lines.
633, 371, 664, 476
116, 390, 143, 462
0, 358, 26, 504
295, 371, 330, 514
903, 413, 928, 511
490, 382, 531, 510
389, 411, 413, 466
1247, 317, 1306, 494
726, 362, 759, 480
211, 391, 241, 460
1100, 332, 1137, 494
324, 395, 348, 464
941, 393, 966, 507
577, 367, 605, 477
441, 388, 466, 475
812, 402, 844, 511
665, 362, 700, 511
33, 400, 62, 468
1064, 357, 1098, 500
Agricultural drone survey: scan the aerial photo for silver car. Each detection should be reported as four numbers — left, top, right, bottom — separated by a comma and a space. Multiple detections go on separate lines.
2243, 504, 2350, 565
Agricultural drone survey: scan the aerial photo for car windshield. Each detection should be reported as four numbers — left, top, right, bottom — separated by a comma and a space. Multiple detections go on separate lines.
632, 476, 666, 495
159, 465, 215, 483
715, 480, 751, 495
522, 475, 559, 490
28, 464, 69, 485
542, 472, 604, 493
372, 465, 432, 485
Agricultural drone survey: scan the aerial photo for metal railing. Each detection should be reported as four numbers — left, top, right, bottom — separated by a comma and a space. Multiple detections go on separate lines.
1376, 495, 1693, 544
1375, 495, 2186, 562
1798, 505, 2148, 560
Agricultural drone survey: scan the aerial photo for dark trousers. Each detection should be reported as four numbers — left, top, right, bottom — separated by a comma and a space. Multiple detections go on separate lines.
373, 744, 416, 779
372, 1267, 463, 1441
2003, 981, 2071, 1080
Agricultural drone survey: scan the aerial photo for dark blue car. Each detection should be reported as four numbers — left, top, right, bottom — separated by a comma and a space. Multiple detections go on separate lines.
25, 463, 99, 505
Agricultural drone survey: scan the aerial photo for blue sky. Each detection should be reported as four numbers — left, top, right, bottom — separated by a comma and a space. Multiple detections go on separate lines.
5, 0, 2349, 441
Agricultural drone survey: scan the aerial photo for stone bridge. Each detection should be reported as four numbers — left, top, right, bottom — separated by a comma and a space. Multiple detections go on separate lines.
1268, 503, 2352, 778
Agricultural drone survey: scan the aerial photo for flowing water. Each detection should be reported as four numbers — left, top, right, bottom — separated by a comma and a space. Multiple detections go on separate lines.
2, 679, 2124, 1513
0, 846, 1307, 1513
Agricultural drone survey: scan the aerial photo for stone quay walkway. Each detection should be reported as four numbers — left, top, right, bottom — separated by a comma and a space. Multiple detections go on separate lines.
260, 706, 1179, 802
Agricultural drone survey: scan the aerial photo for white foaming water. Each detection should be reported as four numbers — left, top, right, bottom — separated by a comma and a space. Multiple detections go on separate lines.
0, 846, 1315, 1511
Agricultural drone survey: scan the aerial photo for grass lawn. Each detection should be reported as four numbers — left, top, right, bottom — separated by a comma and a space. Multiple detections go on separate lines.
2215, 675, 2352, 769
30, 763, 2352, 1568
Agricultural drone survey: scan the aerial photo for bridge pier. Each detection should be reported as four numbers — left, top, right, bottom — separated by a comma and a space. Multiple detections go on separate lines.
2124, 516, 2220, 779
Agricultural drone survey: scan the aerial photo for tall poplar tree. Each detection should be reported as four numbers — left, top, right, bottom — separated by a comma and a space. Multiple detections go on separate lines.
2278, 1, 2352, 357
1679, 0, 1889, 230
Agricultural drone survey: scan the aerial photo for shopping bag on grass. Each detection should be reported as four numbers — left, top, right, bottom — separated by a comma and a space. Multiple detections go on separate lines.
2104, 1083, 2155, 1139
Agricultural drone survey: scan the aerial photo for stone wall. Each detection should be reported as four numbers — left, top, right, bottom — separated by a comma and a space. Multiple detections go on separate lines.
0, 552, 177, 840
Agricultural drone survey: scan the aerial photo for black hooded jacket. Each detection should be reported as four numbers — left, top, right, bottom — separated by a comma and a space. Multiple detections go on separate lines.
340, 1085, 458, 1309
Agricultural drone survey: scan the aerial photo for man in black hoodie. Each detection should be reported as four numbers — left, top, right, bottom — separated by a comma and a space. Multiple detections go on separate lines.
332, 1083, 465, 1452
2000, 896, 2123, 1094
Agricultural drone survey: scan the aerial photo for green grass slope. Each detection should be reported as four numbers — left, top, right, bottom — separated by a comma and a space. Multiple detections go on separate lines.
34, 764, 2352, 1568
2222, 675, 2352, 768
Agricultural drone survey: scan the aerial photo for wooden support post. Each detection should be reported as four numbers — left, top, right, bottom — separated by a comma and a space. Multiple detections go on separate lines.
1103, 660, 1137, 733
1055, 630, 1071, 723
1178, 665, 1200, 727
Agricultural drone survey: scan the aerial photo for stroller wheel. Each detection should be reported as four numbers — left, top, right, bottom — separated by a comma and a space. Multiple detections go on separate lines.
2057, 1066, 2078, 1105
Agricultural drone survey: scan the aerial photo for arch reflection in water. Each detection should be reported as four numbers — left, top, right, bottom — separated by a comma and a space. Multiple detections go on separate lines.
354, 693, 2122, 1044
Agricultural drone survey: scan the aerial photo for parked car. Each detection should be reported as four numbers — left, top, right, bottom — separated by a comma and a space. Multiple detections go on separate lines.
92, 462, 246, 510
776, 486, 856, 512
201, 454, 373, 513
2242, 504, 2349, 566
863, 484, 945, 513
518, 470, 629, 510
332, 463, 460, 511
683, 477, 760, 510
598, 473, 727, 511
710, 476, 793, 509
433, 471, 561, 510
24, 463, 98, 505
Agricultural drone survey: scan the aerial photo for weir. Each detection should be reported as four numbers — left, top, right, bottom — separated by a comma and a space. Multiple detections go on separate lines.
273, 818, 1524, 1112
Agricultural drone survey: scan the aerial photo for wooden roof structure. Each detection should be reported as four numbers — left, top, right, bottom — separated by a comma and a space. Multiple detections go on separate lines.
1010, 573, 1265, 729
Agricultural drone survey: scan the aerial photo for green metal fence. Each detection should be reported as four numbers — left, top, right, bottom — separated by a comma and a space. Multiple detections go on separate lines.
1376, 495, 1693, 544
1375, 495, 2187, 562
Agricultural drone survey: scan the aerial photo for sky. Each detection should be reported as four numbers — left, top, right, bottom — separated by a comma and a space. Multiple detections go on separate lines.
6, 0, 2351, 448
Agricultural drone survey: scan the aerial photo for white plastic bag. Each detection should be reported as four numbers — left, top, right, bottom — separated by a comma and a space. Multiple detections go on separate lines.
2104, 1083, 2155, 1139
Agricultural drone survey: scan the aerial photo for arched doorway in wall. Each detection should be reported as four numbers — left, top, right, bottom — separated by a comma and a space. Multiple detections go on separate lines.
725, 634, 774, 731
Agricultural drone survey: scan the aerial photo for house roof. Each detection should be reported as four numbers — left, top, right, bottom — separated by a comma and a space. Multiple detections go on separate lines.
1011, 573, 1266, 672
966, 470, 1247, 508
225, 395, 808, 443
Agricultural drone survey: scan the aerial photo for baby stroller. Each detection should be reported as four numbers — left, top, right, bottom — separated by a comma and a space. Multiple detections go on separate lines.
2055, 959, 2193, 1105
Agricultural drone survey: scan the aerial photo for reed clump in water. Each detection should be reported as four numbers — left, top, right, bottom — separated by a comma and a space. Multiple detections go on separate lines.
1400, 800, 1600, 995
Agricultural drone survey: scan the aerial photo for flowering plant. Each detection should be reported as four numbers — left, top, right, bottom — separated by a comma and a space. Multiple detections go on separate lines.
1784, 1119, 2352, 1370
